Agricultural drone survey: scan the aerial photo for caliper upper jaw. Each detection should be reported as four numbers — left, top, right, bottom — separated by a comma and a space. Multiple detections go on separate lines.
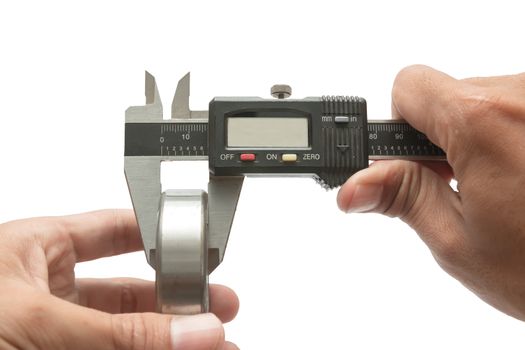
125, 71, 243, 273
125, 72, 163, 267
172, 72, 208, 120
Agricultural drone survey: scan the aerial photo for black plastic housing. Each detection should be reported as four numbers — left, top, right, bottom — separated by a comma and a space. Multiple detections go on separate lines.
209, 96, 368, 188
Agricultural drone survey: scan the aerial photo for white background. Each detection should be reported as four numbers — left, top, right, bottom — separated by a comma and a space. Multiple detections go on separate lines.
1, 1, 525, 349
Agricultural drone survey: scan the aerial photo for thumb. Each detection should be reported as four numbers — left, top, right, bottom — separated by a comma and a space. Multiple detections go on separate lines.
58, 303, 227, 350
337, 160, 464, 262
109, 312, 225, 350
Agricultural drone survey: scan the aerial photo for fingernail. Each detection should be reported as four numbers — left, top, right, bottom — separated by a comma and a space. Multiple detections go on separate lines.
223, 341, 240, 350
346, 184, 383, 213
171, 313, 223, 350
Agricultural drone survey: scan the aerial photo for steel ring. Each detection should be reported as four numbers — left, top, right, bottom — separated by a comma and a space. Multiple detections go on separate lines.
156, 189, 209, 314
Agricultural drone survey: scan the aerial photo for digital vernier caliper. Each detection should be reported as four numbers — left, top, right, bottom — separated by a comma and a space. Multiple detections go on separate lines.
124, 72, 445, 314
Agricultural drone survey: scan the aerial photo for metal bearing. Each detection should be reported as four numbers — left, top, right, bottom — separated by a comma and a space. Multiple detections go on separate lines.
156, 189, 209, 314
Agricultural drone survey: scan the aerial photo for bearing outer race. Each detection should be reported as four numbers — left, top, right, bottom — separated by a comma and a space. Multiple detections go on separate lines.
156, 190, 209, 314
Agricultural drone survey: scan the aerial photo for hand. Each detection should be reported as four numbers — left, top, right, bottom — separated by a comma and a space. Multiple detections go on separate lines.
337, 65, 525, 320
0, 209, 239, 349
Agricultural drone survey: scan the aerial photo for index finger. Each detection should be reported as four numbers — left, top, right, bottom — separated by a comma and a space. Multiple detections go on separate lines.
63, 209, 143, 262
391, 65, 460, 153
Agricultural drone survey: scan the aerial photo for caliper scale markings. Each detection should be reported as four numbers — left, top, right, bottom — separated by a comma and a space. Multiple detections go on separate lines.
160, 122, 208, 157
125, 122, 208, 158
367, 121, 445, 160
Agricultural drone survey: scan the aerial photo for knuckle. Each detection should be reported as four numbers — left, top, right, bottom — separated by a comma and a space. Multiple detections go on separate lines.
109, 209, 135, 256
111, 314, 147, 350
42, 216, 70, 242
395, 64, 429, 82
18, 294, 45, 323
109, 210, 124, 256
11, 294, 60, 349
393, 65, 432, 87
456, 87, 505, 122
118, 280, 138, 313
392, 65, 427, 99
111, 313, 168, 350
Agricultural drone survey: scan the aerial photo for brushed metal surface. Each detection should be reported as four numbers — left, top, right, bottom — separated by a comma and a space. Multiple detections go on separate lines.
156, 190, 208, 314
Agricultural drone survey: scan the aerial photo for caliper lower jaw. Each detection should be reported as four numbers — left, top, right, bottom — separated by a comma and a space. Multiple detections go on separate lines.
124, 72, 243, 313
207, 175, 244, 272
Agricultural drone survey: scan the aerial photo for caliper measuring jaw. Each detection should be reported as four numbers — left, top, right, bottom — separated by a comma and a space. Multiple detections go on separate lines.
124, 72, 243, 314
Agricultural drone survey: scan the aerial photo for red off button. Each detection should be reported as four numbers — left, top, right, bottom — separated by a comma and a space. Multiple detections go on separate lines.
240, 153, 256, 162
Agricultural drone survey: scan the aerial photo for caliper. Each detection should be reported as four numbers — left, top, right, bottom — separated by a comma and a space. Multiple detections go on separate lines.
124, 72, 445, 314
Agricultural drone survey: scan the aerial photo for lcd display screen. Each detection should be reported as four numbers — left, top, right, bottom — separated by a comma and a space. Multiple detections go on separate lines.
227, 117, 309, 148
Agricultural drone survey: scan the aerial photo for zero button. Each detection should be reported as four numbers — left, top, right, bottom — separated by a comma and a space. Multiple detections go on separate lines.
282, 154, 298, 162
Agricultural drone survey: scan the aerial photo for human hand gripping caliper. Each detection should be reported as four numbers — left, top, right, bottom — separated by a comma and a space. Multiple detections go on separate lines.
124, 72, 445, 314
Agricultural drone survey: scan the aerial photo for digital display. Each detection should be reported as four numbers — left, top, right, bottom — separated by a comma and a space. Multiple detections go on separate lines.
227, 117, 309, 148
